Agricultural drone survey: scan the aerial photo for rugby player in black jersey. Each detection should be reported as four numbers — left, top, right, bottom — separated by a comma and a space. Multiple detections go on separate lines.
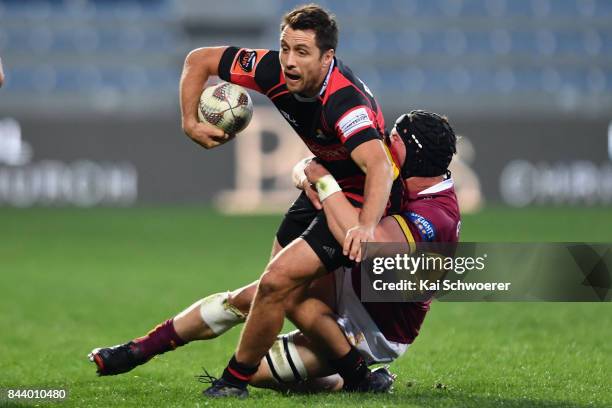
89, 111, 459, 397
178, 5, 400, 397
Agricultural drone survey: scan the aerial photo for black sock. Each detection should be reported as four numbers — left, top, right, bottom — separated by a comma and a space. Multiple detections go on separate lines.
329, 347, 370, 390
221, 355, 259, 389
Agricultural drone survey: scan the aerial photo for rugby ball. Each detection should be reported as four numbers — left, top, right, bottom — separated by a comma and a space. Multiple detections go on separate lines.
198, 82, 253, 135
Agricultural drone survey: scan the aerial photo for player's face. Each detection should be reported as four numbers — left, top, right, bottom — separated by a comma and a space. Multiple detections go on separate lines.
280, 27, 334, 96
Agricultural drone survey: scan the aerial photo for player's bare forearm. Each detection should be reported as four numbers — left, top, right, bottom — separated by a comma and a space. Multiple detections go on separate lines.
351, 140, 394, 229
322, 190, 403, 247
301, 140, 393, 260
321, 193, 360, 244
301, 160, 360, 243
303, 158, 398, 251
179, 46, 226, 136
341, 140, 393, 260
323, 197, 405, 246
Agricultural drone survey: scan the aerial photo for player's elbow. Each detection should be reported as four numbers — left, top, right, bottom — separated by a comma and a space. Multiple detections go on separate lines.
184, 46, 226, 74
185, 47, 207, 66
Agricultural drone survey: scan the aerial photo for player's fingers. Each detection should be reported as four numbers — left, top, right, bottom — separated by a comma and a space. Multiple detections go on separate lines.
205, 124, 225, 138
304, 167, 314, 183
355, 240, 363, 263
343, 232, 353, 256
356, 233, 369, 263
305, 186, 322, 210
201, 138, 220, 149
210, 133, 229, 142
350, 240, 360, 261
349, 234, 361, 261
311, 193, 322, 210
356, 229, 371, 262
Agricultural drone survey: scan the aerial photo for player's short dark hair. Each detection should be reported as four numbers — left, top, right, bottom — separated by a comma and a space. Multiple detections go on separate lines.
281, 4, 338, 54
394, 110, 457, 178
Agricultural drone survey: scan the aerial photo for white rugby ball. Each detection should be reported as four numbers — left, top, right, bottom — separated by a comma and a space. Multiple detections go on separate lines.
198, 82, 253, 135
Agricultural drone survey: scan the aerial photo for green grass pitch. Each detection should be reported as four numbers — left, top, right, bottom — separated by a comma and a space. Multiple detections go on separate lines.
1, 207, 611, 407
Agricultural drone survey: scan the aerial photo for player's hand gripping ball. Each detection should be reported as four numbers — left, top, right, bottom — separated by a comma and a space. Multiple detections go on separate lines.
198, 82, 253, 135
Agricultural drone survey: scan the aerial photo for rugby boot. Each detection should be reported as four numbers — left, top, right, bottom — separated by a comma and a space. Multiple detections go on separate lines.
198, 369, 249, 399
88, 341, 149, 376
345, 366, 396, 393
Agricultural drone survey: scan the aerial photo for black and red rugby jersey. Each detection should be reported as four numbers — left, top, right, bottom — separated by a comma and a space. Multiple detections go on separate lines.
218, 47, 398, 203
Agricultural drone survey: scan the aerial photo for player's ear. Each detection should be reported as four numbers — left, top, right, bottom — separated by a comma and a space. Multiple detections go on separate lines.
321, 48, 334, 66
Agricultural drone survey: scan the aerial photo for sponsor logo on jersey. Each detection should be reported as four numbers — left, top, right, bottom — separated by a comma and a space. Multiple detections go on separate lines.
237, 49, 257, 72
407, 212, 437, 241
279, 109, 299, 127
336, 107, 373, 142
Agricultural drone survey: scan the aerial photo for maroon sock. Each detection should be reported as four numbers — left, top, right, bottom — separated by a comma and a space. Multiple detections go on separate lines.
133, 319, 186, 360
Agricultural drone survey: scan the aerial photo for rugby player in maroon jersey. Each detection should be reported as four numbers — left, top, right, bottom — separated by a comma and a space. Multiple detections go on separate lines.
298, 111, 460, 354
89, 110, 459, 395
179, 5, 402, 396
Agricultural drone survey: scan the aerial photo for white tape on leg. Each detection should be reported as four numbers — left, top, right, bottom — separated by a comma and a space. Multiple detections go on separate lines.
266, 331, 308, 383
199, 292, 246, 336
285, 331, 308, 380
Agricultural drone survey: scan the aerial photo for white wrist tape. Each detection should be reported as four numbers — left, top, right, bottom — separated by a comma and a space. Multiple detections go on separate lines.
199, 292, 246, 336
315, 174, 342, 202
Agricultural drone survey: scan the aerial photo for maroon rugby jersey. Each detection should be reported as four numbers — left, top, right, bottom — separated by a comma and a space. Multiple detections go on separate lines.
217, 47, 399, 203
352, 178, 461, 344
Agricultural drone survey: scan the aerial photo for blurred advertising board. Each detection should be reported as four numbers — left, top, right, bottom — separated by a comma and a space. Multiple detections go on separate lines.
1, 110, 610, 210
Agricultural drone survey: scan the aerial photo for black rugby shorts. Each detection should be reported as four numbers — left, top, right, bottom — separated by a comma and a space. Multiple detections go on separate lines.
276, 191, 353, 272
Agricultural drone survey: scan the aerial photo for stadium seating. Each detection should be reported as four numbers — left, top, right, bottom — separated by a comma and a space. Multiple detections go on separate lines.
0, 0, 610, 115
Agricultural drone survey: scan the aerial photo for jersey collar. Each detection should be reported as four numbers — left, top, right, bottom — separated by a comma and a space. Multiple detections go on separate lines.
417, 178, 454, 195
